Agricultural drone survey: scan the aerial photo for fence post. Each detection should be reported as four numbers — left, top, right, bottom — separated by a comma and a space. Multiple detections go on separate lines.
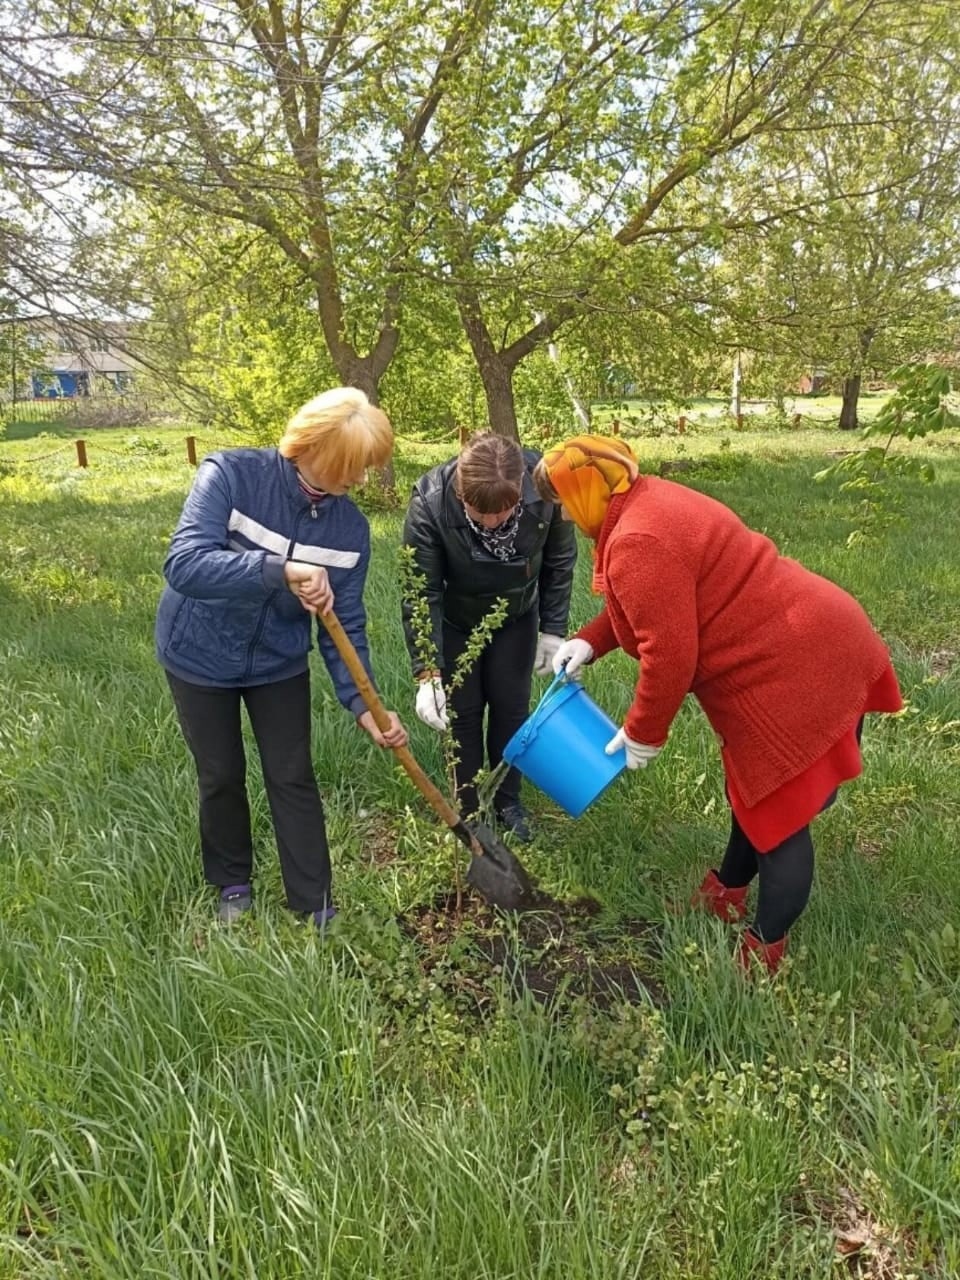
185, 435, 197, 466
75, 439, 88, 468
736, 413, 744, 431
677, 415, 686, 435
611, 417, 621, 435
458, 425, 469, 446
792, 413, 802, 429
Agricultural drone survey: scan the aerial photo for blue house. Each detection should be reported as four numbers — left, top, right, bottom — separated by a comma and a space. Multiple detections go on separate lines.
31, 370, 91, 398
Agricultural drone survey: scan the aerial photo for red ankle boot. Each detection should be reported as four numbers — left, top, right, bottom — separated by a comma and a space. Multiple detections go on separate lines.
692, 869, 750, 922
737, 928, 788, 975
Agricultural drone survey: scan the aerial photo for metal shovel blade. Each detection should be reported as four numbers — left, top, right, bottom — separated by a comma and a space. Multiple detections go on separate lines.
463, 820, 537, 911
315, 609, 539, 911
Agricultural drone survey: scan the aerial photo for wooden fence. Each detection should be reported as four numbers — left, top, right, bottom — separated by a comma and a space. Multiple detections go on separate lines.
2, 435, 201, 469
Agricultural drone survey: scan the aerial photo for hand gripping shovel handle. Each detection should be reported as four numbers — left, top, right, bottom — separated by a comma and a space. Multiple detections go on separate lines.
317, 608, 477, 848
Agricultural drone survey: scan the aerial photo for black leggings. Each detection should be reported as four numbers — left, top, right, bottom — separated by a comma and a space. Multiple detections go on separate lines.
718, 813, 814, 943
717, 717, 865, 941
443, 608, 538, 815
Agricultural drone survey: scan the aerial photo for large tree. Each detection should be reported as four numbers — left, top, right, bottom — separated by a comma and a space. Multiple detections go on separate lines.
412, 0, 952, 435
1, 0, 954, 440
0, 0, 504, 403
703, 8, 960, 427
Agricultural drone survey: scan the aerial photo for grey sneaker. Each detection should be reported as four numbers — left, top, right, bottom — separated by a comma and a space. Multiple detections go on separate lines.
218, 884, 252, 924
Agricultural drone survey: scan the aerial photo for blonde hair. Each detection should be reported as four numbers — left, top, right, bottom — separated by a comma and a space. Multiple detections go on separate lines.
278, 387, 393, 483
455, 431, 524, 513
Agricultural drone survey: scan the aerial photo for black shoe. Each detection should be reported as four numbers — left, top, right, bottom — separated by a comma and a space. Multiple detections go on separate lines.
496, 803, 533, 843
218, 883, 252, 925
312, 905, 337, 934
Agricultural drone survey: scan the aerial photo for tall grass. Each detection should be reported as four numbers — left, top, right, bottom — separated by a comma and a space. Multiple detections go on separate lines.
1, 423, 959, 1277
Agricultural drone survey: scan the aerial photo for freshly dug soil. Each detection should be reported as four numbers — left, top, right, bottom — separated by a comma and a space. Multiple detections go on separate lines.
401, 890, 663, 1011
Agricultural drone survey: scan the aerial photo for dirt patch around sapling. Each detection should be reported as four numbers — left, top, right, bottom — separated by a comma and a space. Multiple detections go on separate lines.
401, 890, 664, 1013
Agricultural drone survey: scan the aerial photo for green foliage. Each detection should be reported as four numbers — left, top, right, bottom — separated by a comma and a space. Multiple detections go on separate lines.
513, 349, 583, 439
815, 365, 957, 545
397, 542, 509, 832
864, 364, 960, 445
380, 285, 480, 438
122, 434, 168, 456
8, 0, 951, 440
397, 544, 440, 685
669, 448, 752, 484
569, 999, 667, 1134
134, 224, 337, 439
352, 468, 402, 515
897, 924, 960, 1051
693, 15, 960, 429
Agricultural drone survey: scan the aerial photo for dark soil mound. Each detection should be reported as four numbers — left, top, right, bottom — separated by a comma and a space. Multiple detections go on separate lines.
401, 891, 663, 1012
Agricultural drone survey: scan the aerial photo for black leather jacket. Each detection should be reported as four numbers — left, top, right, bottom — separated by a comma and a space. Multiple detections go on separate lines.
401, 449, 577, 675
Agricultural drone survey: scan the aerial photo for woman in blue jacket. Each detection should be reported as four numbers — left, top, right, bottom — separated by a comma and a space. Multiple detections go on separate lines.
156, 387, 407, 928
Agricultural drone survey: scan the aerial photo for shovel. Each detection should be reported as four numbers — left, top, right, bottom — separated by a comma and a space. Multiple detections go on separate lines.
317, 608, 537, 911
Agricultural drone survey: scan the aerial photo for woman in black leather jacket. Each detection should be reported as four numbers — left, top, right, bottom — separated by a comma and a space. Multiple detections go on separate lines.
401, 432, 576, 841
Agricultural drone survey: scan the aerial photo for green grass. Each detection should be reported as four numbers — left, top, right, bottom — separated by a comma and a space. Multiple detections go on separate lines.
2, 420, 959, 1277
590, 389, 892, 433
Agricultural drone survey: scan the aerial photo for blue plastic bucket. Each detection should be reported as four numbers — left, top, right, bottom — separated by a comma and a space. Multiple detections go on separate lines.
503, 672, 627, 817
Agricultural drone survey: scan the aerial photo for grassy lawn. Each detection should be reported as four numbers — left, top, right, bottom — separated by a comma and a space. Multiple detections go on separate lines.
2, 419, 959, 1277
590, 390, 892, 433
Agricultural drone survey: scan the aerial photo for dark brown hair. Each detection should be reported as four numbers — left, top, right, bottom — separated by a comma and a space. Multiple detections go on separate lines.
455, 432, 523, 513
531, 457, 559, 504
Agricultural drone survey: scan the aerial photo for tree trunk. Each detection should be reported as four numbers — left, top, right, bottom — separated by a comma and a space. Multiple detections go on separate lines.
838, 373, 862, 431
329, 344, 398, 488
478, 354, 520, 440
458, 300, 521, 441
730, 349, 742, 419
838, 329, 874, 432
334, 356, 380, 403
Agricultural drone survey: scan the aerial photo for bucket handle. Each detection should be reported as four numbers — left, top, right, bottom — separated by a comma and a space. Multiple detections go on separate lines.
516, 669, 575, 750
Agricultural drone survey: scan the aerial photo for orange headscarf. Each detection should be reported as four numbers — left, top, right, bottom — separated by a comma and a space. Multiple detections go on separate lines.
542, 435, 639, 541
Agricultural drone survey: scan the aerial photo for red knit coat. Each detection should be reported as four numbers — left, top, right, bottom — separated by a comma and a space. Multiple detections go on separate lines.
577, 477, 900, 809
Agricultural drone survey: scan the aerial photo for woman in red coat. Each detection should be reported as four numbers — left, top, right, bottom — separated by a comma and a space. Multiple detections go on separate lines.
534, 436, 902, 973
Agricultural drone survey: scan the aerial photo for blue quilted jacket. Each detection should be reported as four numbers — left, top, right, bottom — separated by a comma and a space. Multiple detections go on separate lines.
156, 448, 375, 713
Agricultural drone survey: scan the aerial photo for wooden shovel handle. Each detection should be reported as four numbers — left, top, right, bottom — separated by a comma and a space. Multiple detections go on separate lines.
317, 608, 463, 829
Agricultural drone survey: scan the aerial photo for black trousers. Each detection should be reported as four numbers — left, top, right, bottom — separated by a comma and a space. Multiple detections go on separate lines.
166, 670, 332, 913
443, 608, 538, 815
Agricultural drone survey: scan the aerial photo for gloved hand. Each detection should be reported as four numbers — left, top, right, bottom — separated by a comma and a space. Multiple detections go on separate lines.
551, 637, 594, 678
605, 728, 662, 770
415, 676, 449, 731
533, 633, 563, 676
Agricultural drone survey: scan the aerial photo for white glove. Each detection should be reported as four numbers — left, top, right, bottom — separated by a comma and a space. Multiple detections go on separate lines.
551, 637, 594, 678
533, 633, 563, 676
605, 728, 662, 771
415, 677, 449, 732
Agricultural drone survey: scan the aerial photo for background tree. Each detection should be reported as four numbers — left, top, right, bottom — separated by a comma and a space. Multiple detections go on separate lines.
412, 0, 944, 436
2, 0, 957, 441
0, 0, 510, 405
705, 12, 960, 428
